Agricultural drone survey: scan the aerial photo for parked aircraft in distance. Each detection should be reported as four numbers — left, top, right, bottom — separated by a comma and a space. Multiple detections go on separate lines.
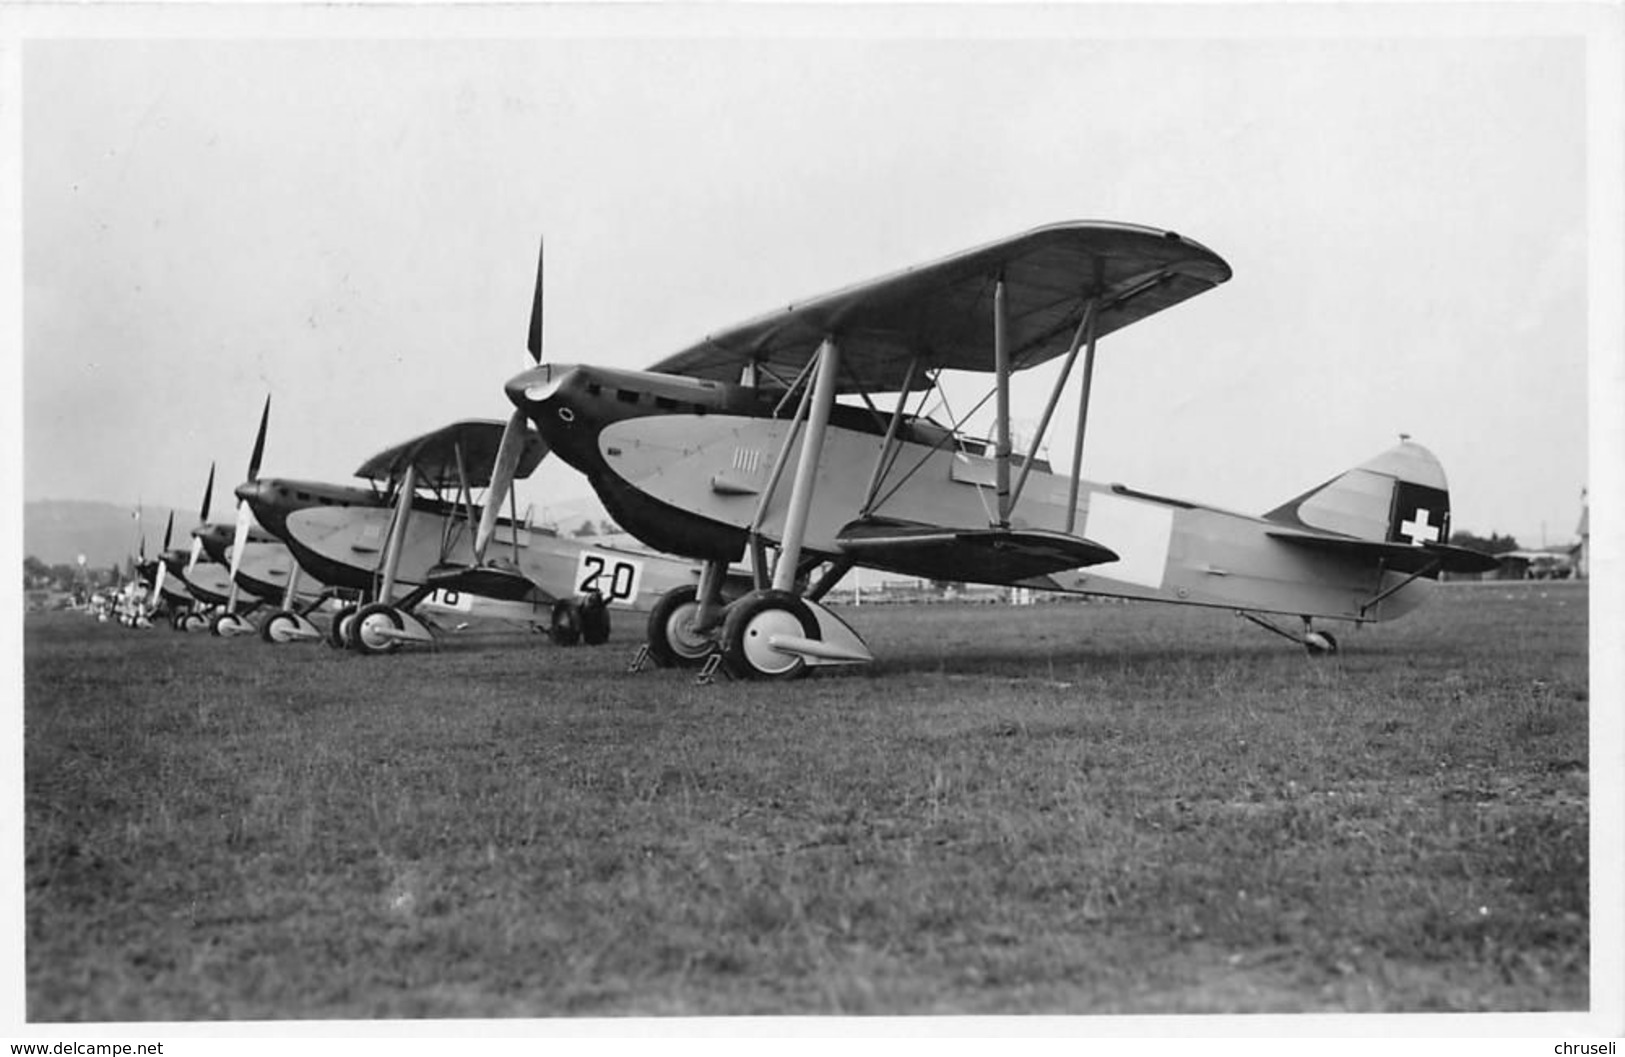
235, 414, 721, 654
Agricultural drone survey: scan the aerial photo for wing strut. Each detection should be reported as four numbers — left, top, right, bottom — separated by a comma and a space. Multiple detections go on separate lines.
749, 360, 817, 551
993, 277, 1012, 528
1012, 300, 1097, 514
857, 356, 920, 518
454, 439, 474, 541
376, 463, 417, 604
508, 478, 523, 565
772, 337, 841, 592
1063, 297, 1103, 535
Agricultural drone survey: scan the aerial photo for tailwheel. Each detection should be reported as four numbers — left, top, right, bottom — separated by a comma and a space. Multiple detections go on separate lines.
260, 609, 301, 645
328, 604, 359, 649
550, 599, 582, 646
720, 589, 819, 681
645, 585, 714, 669
579, 591, 612, 646
210, 612, 253, 637
351, 603, 404, 655
1304, 630, 1339, 657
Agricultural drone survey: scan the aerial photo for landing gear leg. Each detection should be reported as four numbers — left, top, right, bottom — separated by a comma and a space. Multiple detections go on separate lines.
1237, 611, 1340, 656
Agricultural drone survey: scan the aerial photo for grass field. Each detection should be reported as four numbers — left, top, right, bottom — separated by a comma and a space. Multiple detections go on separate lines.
23, 581, 1590, 1020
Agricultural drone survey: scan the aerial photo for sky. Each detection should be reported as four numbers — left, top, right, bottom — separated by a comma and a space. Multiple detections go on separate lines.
11, 5, 1619, 553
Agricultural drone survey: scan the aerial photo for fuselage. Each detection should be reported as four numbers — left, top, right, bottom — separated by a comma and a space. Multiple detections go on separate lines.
504, 363, 1431, 624
240, 473, 700, 610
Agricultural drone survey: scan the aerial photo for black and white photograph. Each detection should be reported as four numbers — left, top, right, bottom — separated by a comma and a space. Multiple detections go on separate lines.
7, 1, 1621, 1048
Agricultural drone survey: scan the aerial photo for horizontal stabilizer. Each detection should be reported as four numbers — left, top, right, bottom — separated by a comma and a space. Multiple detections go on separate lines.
1267, 530, 1501, 576
836, 519, 1118, 585
423, 563, 549, 603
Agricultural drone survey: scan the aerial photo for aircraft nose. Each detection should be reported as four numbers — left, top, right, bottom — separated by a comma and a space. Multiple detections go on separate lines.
505, 363, 574, 411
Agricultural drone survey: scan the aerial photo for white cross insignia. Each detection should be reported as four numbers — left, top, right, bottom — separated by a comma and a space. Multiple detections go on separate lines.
1399, 508, 1440, 545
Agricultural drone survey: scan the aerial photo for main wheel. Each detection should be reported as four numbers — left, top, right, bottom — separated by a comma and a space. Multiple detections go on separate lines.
550, 599, 582, 646
210, 612, 252, 637
720, 589, 819, 680
327, 604, 358, 649
352, 603, 404, 655
645, 585, 713, 668
579, 592, 612, 646
260, 609, 301, 644
181, 611, 208, 633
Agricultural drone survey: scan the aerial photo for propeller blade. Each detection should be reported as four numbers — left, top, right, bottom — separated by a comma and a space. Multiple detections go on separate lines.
526, 237, 544, 363
162, 511, 175, 552
199, 462, 215, 524
139, 534, 146, 560
149, 562, 167, 608
474, 409, 539, 562
227, 498, 253, 591
247, 396, 271, 483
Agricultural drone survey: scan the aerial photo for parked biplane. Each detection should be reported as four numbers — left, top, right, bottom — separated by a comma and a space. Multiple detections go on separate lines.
135, 512, 195, 624
485, 221, 1498, 679
124, 485, 245, 632
235, 415, 719, 654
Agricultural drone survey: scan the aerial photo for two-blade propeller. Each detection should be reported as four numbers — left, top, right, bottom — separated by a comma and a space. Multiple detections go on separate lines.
475, 239, 549, 564
226, 396, 271, 604
186, 461, 215, 576
148, 512, 175, 606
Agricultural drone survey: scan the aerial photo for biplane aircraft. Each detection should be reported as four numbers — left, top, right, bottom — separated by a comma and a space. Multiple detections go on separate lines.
163, 419, 341, 638
235, 415, 720, 654
484, 221, 1498, 679
125, 488, 240, 631
186, 518, 321, 635
136, 512, 196, 623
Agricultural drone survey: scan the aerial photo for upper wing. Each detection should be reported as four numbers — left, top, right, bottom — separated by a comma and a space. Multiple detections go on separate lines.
647, 221, 1232, 394
354, 419, 550, 488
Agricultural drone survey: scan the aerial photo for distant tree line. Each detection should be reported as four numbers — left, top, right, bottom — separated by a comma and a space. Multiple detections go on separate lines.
1448, 530, 1521, 555
570, 518, 621, 538
23, 555, 123, 593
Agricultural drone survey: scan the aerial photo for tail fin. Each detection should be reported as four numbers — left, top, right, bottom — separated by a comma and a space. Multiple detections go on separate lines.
1264, 440, 1452, 545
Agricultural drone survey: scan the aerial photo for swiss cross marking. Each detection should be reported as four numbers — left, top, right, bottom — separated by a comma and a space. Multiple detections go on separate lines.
1399, 508, 1440, 545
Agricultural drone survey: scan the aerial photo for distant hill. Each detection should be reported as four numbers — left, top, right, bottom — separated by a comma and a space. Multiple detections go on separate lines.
24, 500, 186, 569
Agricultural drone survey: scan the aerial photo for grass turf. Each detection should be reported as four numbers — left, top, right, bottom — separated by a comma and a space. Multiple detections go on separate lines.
24, 581, 1589, 1018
